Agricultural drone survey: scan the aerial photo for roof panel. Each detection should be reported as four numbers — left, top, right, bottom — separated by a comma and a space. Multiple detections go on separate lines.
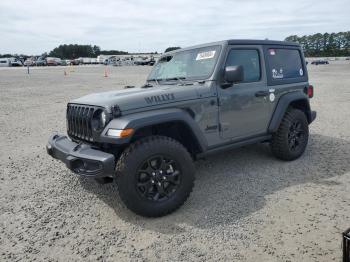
227, 39, 299, 46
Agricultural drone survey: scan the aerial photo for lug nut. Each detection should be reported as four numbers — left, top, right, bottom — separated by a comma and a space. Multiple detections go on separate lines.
158, 182, 161, 186
160, 170, 163, 174
152, 172, 155, 176
151, 180, 154, 184
163, 176, 166, 180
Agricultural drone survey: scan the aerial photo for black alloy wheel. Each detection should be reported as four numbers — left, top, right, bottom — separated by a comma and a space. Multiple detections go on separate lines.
287, 120, 305, 152
136, 155, 181, 201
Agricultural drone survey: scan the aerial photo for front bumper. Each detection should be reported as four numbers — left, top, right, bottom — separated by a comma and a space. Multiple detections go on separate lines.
46, 134, 115, 178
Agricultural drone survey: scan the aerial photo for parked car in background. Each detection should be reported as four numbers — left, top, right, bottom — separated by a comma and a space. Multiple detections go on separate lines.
9, 57, 23, 67
78, 57, 93, 64
70, 59, 80, 65
0, 58, 11, 67
36, 58, 47, 66
134, 57, 156, 66
134, 57, 150, 66
24, 59, 36, 66
46, 57, 62, 66
311, 60, 329, 65
346, 57, 350, 61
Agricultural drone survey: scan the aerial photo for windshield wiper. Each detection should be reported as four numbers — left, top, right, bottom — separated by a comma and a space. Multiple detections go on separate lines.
165, 77, 186, 85
147, 78, 162, 85
141, 83, 153, 88
165, 77, 186, 81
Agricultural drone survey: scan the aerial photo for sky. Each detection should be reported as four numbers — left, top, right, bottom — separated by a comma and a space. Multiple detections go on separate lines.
0, 0, 349, 55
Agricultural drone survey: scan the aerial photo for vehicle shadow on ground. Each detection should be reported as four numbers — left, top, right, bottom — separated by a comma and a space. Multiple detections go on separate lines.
79, 134, 350, 234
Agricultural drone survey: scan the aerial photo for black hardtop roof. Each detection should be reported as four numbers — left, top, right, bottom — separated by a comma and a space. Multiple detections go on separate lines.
163, 39, 300, 55
227, 39, 300, 46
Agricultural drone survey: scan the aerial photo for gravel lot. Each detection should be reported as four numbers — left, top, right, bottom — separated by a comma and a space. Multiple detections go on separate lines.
1, 63, 349, 261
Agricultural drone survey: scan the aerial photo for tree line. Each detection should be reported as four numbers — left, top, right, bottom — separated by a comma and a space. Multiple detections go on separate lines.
48, 44, 129, 59
5, 32, 349, 59
285, 31, 350, 57
0, 45, 159, 59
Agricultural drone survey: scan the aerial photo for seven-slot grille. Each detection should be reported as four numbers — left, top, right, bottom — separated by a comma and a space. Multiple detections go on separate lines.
66, 104, 99, 141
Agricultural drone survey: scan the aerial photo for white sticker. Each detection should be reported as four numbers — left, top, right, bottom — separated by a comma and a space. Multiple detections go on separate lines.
196, 50, 216, 60
269, 49, 276, 55
299, 68, 303, 76
269, 93, 275, 102
272, 68, 284, 79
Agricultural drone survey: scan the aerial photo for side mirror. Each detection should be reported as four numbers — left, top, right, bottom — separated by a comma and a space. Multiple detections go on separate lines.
224, 65, 244, 86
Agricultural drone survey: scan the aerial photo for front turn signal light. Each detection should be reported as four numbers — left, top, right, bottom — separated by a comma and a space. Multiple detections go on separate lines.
107, 128, 134, 138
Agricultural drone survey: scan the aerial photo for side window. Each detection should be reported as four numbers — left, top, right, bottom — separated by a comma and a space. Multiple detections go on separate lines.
267, 48, 303, 79
226, 49, 261, 82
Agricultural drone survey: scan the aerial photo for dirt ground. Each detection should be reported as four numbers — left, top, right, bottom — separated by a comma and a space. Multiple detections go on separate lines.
0, 63, 349, 261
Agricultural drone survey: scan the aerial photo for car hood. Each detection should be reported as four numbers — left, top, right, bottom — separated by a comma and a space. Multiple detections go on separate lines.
70, 84, 200, 112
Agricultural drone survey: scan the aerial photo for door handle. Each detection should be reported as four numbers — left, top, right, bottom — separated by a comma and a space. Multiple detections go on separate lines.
255, 91, 269, 97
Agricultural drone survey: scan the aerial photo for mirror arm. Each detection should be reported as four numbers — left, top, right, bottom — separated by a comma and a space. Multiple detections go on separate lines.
221, 82, 233, 89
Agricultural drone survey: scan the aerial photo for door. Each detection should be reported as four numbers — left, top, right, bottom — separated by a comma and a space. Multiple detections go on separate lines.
218, 46, 271, 140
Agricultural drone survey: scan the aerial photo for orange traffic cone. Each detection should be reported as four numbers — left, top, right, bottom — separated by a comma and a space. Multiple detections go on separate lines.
104, 67, 108, 77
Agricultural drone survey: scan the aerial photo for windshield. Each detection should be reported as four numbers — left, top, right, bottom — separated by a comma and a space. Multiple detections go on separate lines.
148, 45, 221, 81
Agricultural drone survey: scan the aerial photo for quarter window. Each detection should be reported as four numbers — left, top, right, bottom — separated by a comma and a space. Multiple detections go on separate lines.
267, 48, 304, 79
226, 49, 261, 82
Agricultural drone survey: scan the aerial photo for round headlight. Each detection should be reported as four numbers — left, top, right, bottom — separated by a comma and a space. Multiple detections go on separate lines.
92, 109, 109, 131
100, 111, 107, 127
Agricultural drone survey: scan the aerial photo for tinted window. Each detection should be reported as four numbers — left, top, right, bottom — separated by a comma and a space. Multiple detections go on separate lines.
267, 49, 303, 79
226, 49, 260, 82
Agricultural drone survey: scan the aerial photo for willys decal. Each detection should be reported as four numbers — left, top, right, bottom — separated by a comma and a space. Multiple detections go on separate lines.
145, 93, 175, 104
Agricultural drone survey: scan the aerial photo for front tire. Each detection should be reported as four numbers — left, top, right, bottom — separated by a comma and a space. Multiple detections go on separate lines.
116, 136, 195, 217
271, 108, 309, 161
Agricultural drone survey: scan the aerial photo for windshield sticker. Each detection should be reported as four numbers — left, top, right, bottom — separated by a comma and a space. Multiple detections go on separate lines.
269, 49, 276, 55
196, 50, 216, 60
272, 68, 284, 79
299, 68, 304, 76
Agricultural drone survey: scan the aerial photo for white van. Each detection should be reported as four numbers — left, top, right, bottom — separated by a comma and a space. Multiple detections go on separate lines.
0, 58, 11, 67
9, 57, 23, 67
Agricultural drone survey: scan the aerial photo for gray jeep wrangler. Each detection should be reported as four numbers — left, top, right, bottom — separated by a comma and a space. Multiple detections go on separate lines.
47, 39, 316, 217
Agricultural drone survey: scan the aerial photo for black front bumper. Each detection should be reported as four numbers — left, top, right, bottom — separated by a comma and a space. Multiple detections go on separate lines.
46, 134, 115, 178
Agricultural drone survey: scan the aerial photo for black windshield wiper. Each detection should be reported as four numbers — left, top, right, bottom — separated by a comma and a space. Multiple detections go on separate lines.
147, 78, 163, 85
165, 77, 187, 85
141, 83, 153, 88
165, 77, 186, 81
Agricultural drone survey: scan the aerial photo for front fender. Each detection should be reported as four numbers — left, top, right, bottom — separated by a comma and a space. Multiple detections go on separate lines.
99, 108, 207, 151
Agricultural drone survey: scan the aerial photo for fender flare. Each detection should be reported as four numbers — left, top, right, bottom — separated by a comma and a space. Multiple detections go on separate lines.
268, 91, 311, 133
99, 108, 207, 151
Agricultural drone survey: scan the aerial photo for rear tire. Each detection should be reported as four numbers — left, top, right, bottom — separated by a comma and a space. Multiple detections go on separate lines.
271, 108, 309, 161
116, 136, 195, 217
